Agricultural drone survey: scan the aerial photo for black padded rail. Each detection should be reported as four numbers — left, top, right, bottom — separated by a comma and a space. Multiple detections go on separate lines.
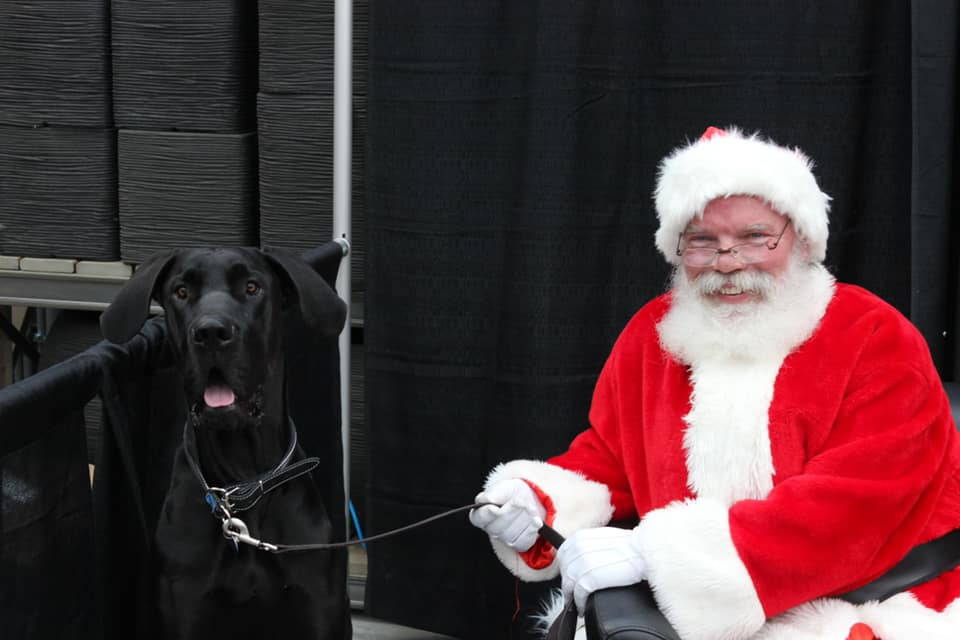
840, 529, 960, 604
0, 0, 112, 127
118, 130, 257, 263
111, 0, 257, 132
38, 310, 105, 465
0, 124, 118, 260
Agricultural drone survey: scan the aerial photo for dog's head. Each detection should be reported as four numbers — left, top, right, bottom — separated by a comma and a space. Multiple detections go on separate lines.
100, 247, 346, 428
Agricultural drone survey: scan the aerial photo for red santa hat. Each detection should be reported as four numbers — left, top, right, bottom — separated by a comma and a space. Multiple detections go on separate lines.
654, 126, 831, 264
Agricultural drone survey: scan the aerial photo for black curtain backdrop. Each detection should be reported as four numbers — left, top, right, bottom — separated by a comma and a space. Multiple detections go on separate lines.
365, 2, 959, 638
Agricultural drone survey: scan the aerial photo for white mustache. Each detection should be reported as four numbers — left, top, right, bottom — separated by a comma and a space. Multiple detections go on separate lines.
692, 270, 775, 298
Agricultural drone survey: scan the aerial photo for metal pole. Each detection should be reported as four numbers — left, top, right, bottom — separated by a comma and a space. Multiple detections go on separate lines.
334, 0, 353, 538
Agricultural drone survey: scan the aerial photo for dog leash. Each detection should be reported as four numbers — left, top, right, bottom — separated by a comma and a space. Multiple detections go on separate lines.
219, 500, 566, 555
225, 502, 487, 553
180, 415, 566, 553
181, 417, 569, 554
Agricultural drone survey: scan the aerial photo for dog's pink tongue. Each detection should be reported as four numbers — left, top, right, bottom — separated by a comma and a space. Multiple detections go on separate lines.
204, 385, 236, 408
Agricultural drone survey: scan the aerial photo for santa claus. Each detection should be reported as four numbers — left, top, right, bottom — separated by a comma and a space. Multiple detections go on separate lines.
469, 127, 960, 640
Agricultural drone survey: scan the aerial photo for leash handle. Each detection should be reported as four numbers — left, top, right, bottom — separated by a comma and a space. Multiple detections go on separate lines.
538, 522, 565, 549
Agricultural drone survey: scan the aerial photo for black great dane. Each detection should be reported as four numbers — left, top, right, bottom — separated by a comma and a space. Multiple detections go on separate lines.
100, 247, 351, 640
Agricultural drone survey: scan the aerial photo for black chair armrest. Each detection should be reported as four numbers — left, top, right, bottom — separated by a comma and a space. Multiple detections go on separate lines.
584, 583, 680, 640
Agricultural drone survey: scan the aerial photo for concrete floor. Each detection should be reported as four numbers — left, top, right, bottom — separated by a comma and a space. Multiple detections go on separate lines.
352, 615, 455, 639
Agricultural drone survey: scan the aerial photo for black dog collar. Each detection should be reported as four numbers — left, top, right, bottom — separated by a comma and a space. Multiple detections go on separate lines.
181, 417, 320, 520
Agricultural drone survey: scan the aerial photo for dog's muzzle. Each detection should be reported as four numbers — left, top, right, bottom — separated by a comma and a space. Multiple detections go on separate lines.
190, 316, 237, 350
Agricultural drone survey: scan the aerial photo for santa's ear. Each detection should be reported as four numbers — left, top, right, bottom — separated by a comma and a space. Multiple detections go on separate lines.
261, 247, 346, 337
796, 236, 814, 263
100, 251, 178, 344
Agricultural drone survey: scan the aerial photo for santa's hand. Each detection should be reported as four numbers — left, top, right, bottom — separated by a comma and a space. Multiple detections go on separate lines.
469, 479, 546, 552
558, 526, 646, 613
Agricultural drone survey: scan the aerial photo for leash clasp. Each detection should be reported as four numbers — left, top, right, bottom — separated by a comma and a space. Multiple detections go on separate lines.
222, 517, 278, 553
205, 486, 237, 519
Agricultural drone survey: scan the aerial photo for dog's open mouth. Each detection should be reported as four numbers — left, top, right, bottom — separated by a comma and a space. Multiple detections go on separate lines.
204, 368, 236, 408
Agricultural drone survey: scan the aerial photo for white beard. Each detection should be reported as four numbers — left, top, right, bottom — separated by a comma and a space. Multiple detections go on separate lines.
656, 256, 836, 505
657, 256, 836, 367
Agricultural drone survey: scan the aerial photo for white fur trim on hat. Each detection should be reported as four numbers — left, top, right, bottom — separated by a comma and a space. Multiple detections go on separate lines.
654, 127, 831, 264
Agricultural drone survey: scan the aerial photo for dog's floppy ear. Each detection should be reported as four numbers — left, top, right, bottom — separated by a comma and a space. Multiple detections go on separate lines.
262, 247, 347, 337
100, 251, 178, 344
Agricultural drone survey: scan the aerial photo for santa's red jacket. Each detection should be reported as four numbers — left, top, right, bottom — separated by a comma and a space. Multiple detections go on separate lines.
484, 278, 960, 639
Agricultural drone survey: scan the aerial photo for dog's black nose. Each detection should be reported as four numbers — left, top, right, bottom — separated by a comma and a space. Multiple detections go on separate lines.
191, 318, 236, 348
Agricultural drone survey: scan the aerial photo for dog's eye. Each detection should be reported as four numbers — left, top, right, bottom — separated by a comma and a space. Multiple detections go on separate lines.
174, 286, 188, 300
245, 281, 261, 296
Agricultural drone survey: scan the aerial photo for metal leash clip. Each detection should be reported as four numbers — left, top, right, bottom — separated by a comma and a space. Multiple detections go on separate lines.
222, 517, 279, 553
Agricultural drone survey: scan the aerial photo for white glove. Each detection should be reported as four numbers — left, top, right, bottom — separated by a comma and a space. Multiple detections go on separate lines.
469, 478, 546, 552
558, 526, 646, 613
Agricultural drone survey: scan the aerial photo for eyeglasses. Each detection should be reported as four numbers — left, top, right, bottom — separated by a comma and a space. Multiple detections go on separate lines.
676, 221, 791, 268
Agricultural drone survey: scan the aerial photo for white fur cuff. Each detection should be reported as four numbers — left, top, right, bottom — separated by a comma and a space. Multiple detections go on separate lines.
485, 459, 614, 581
637, 498, 766, 640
